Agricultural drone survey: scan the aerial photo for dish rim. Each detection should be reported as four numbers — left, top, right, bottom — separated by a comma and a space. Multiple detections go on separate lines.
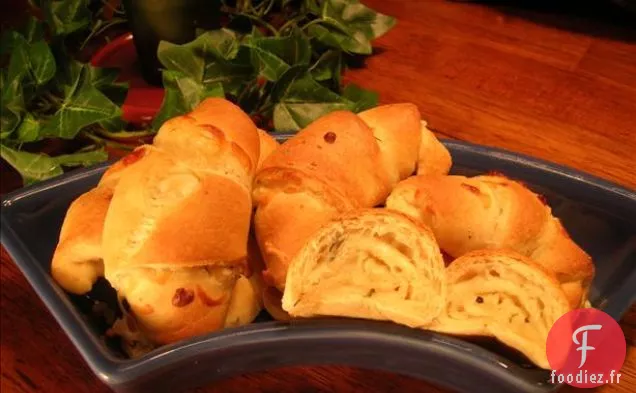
1, 137, 635, 391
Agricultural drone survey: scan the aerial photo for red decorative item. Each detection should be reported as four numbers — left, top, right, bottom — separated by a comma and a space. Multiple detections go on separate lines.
90, 33, 165, 127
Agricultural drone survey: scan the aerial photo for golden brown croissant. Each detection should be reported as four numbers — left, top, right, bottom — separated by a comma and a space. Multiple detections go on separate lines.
51, 98, 274, 351
51, 126, 279, 299
428, 249, 572, 369
252, 104, 452, 296
385, 174, 594, 308
282, 209, 446, 327
101, 98, 265, 346
256, 128, 280, 169
50, 148, 147, 295
417, 120, 452, 176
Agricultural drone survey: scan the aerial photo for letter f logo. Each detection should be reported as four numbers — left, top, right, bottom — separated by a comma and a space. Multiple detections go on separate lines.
572, 324, 602, 368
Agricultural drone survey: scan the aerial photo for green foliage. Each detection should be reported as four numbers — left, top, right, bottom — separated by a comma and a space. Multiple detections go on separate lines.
0, 144, 107, 186
153, 0, 396, 132
1, 0, 396, 186
0, 0, 127, 186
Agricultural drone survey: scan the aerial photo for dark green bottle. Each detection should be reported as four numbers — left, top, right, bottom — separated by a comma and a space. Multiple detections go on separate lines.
122, 0, 220, 86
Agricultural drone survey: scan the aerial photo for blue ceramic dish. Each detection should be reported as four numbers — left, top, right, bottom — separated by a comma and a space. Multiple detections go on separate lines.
2, 137, 635, 393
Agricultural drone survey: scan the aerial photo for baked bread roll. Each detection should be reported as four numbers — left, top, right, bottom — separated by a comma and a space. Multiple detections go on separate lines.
51, 98, 275, 352
253, 104, 451, 294
417, 120, 452, 176
51, 124, 279, 299
385, 174, 594, 308
108, 124, 278, 357
100, 98, 263, 345
50, 148, 148, 295
429, 249, 572, 369
282, 209, 446, 328
256, 128, 280, 169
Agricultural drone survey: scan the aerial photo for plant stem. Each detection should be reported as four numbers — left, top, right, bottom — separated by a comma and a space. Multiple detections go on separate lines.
301, 18, 323, 31
82, 131, 136, 151
80, 18, 127, 50
96, 129, 156, 139
232, 12, 279, 36
42, 91, 64, 109
236, 79, 257, 105
260, 0, 275, 17
279, 15, 308, 35
255, 101, 275, 117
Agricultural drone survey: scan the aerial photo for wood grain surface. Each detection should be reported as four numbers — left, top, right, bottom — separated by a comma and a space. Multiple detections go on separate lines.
2, 1, 635, 392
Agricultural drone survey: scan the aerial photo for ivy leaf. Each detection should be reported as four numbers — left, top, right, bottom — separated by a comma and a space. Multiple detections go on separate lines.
44, 0, 92, 37
244, 30, 312, 82
320, 0, 396, 41
152, 70, 225, 130
87, 66, 129, 106
200, 29, 242, 60
21, 16, 45, 43
306, 0, 396, 55
57, 60, 127, 106
342, 83, 379, 113
254, 29, 313, 66
6, 34, 56, 94
55, 58, 84, 96
0, 145, 63, 185
0, 31, 22, 56
158, 29, 240, 80
1, 38, 32, 136
272, 66, 353, 132
28, 40, 57, 87
245, 41, 291, 82
16, 113, 41, 142
158, 40, 206, 81
87, 65, 121, 88
6, 35, 30, 86
307, 22, 372, 55
2, 78, 25, 137
310, 50, 341, 82
0, 16, 44, 55
274, 101, 351, 132
0, 144, 107, 186
0, 71, 18, 139
203, 46, 255, 96
43, 65, 122, 139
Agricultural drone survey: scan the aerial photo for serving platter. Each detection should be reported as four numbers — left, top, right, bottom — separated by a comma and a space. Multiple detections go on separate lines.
1, 136, 635, 393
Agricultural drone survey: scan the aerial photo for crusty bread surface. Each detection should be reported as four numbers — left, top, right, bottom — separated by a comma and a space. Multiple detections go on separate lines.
386, 174, 594, 308
52, 98, 267, 349
253, 104, 452, 293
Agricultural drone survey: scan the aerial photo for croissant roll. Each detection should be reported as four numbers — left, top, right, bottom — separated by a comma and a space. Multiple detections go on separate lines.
95, 98, 264, 346
50, 145, 149, 295
256, 128, 280, 170
51, 126, 278, 300
417, 120, 452, 176
282, 209, 446, 328
385, 174, 594, 308
253, 104, 451, 293
429, 249, 572, 369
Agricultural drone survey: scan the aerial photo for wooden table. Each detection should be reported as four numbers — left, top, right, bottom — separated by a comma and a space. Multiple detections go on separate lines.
2, 1, 635, 392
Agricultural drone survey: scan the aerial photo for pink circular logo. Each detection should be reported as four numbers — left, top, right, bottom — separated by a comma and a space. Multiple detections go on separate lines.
546, 308, 626, 388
